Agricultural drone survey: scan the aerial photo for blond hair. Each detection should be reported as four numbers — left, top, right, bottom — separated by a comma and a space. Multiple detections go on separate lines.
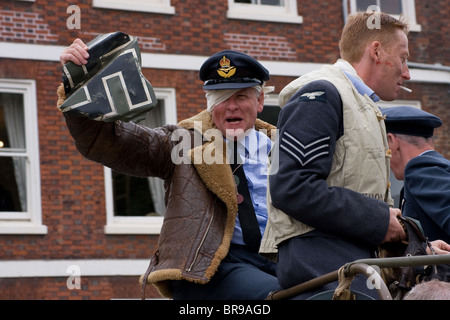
339, 11, 409, 63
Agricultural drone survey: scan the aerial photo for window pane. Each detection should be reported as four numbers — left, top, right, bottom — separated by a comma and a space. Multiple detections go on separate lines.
112, 171, 156, 216
380, 0, 402, 14
235, 0, 283, 5
0, 93, 27, 212
261, 0, 283, 5
0, 93, 26, 150
0, 156, 27, 212
356, 0, 402, 14
258, 105, 280, 126
356, 0, 376, 11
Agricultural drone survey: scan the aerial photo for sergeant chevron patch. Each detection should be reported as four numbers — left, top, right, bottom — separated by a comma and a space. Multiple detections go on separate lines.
280, 131, 330, 166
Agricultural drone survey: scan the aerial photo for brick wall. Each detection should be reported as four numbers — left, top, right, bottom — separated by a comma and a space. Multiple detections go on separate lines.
0, 9, 58, 43
0, 0, 448, 300
0, 276, 156, 300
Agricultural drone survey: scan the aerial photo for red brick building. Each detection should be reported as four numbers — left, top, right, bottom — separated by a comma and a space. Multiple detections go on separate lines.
0, 0, 448, 299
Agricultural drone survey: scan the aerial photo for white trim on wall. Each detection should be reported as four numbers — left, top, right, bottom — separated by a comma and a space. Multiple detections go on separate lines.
1, 42, 449, 84
0, 259, 149, 277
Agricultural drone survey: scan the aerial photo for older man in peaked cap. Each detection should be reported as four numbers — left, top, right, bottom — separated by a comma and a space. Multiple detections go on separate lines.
382, 106, 450, 243
58, 40, 280, 299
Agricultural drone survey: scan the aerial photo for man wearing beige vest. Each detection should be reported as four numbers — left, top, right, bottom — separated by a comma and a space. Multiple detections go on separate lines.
261, 11, 450, 299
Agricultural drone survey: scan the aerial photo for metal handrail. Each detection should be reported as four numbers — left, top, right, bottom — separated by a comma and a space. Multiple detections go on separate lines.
265, 254, 450, 300
347, 254, 450, 269
343, 262, 392, 300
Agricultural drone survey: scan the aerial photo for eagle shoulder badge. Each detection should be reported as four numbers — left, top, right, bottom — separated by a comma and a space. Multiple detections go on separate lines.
298, 91, 326, 102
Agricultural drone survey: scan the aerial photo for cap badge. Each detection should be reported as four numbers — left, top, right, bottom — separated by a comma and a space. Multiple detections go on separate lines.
217, 56, 236, 78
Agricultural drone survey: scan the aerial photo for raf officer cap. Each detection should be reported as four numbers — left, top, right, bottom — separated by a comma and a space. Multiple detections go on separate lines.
199, 50, 270, 90
381, 106, 442, 138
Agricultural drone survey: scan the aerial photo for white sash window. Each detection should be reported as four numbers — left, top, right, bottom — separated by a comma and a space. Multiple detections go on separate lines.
349, 0, 422, 32
0, 79, 46, 234
227, 0, 303, 24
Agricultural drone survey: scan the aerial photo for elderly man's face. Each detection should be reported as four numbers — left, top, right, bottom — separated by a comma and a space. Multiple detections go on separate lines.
211, 87, 264, 140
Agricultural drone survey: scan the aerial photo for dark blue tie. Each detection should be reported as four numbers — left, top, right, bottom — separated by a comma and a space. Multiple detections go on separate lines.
230, 140, 262, 252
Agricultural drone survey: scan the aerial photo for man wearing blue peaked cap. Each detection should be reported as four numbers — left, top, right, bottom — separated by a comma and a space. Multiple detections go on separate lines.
200, 50, 270, 90
382, 106, 450, 243
382, 106, 442, 138
57, 40, 280, 300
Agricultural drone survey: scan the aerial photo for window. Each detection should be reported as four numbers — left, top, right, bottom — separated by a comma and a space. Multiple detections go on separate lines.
355, 0, 402, 14
349, 0, 421, 32
0, 79, 46, 234
235, 0, 284, 5
104, 88, 176, 234
258, 94, 280, 126
227, 0, 303, 24
93, 0, 175, 15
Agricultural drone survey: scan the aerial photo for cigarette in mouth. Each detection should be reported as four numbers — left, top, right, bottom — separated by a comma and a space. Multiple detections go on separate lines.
400, 86, 412, 93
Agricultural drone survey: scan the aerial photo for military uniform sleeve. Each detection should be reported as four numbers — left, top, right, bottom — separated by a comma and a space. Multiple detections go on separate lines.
64, 112, 177, 180
404, 154, 450, 239
270, 80, 389, 246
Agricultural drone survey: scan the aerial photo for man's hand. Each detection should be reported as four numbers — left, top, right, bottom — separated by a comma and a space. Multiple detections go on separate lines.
60, 38, 89, 66
428, 240, 450, 255
381, 208, 406, 243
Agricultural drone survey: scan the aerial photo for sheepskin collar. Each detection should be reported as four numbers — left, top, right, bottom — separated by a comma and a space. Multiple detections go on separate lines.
177, 109, 276, 221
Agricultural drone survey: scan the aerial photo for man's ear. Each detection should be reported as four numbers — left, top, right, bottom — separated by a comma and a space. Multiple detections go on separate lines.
387, 133, 398, 151
369, 41, 382, 63
256, 91, 264, 113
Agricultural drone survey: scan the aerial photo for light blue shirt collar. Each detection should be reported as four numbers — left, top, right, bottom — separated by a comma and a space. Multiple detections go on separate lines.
334, 59, 380, 102
226, 128, 272, 165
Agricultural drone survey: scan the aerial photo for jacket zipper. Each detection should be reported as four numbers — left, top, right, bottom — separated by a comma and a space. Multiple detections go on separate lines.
186, 199, 216, 272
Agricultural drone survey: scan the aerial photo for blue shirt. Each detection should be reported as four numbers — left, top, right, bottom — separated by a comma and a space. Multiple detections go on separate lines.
227, 129, 273, 246
335, 59, 380, 102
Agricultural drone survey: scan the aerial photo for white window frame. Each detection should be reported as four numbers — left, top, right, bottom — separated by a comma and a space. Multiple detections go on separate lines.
93, 0, 175, 15
349, 0, 422, 32
377, 99, 421, 110
104, 87, 177, 235
0, 79, 46, 234
227, 0, 303, 24
263, 94, 279, 107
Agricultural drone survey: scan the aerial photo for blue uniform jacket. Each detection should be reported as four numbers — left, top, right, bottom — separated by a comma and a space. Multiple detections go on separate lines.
402, 150, 450, 242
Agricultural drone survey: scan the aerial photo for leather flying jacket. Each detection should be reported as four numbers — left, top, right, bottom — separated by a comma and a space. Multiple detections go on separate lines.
57, 84, 275, 298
